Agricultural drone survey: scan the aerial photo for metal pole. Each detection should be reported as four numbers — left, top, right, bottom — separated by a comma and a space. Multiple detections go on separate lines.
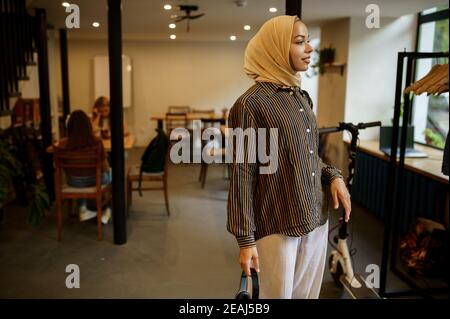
390, 56, 413, 271
35, 8, 54, 200
107, 0, 127, 245
59, 29, 70, 120
380, 52, 404, 296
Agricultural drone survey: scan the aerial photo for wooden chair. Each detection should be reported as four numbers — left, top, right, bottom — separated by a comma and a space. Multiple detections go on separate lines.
126, 143, 171, 216
168, 105, 190, 114
165, 113, 189, 138
166, 106, 191, 135
191, 109, 215, 131
54, 146, 112, 241
191, 108, 214, 115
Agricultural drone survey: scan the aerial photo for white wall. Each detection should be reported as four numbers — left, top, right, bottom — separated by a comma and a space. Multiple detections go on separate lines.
62, 39, 254, 146
60, 38, 320, 146
344, 15, 417, 140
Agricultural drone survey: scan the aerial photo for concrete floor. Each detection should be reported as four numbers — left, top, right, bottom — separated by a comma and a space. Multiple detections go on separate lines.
0, 148, 442, 298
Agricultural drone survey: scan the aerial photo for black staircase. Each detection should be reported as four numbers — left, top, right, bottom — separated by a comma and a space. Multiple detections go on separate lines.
0, 0, 36, 116
1, 1, 55, 199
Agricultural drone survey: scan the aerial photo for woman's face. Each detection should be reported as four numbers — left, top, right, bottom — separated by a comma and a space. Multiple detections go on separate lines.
99, 104, 110, 118
289, 20, 313, 72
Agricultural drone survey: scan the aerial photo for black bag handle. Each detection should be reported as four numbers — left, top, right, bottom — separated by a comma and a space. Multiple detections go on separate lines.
235, 268, 259, 299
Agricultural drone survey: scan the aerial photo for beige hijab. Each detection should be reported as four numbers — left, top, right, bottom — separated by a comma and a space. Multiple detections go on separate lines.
244, 15, 301, 87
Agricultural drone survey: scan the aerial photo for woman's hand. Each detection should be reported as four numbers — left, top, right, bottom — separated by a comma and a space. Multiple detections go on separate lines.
92, 107, 99, 120
330, 177, 351, 222
239, 246, 260, 276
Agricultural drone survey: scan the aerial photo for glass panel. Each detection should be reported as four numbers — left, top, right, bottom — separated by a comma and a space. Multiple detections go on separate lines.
413, 16, 449, 149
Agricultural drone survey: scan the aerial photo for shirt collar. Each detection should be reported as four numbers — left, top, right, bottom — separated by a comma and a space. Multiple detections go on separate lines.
257, 81, 302, 96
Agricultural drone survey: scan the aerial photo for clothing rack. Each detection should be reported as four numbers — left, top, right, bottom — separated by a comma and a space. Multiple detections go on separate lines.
380, 51, 449, 298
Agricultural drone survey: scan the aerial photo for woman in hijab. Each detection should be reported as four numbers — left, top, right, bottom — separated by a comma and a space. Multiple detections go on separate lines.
227, 15, 352, 299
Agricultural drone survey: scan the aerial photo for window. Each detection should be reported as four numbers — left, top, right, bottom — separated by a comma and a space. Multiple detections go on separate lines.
412, 6, 449, 149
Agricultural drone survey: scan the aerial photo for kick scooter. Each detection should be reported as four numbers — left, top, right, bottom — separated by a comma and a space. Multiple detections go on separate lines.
319, 121, 382, 299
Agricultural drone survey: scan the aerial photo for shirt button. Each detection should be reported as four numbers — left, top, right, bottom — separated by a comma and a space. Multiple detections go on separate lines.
289, 91, 294, 95
309, 150, 313, 154
306, 128, 311, 133
300, 108, 304, 112
312, 172, 315, 176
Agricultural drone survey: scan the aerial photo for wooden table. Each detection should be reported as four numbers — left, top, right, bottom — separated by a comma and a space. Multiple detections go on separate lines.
347, 139, 448, 228
47, 135, 135, 153
348, 140, 448, 184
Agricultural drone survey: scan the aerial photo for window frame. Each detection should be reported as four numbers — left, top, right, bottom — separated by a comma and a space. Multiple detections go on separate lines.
411, 7, 449, 150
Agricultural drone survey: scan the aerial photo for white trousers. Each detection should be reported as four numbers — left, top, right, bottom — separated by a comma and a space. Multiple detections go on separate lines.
256, 221, 328, 299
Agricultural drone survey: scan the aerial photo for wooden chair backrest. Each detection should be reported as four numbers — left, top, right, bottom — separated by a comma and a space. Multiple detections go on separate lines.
168, 105, 190, 114
53, 146, 103, 195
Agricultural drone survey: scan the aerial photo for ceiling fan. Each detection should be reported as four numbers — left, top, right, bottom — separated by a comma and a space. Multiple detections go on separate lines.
171, 5, 205, 32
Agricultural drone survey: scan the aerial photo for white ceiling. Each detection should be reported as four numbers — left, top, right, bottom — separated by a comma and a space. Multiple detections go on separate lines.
28, 0, 448, 42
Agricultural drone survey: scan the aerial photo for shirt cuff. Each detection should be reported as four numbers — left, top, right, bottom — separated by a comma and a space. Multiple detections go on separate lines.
322, 166, 343, 185
236, 234, 256, 248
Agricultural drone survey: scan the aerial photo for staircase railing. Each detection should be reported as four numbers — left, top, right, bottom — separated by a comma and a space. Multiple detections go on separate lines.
0, 0, 36, 116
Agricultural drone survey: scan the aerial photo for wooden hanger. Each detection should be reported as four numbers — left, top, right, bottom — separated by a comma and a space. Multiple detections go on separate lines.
404, 63, 449, 95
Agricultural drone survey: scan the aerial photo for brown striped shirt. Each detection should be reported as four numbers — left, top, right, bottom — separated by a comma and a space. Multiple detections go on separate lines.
227, 81, 343, 248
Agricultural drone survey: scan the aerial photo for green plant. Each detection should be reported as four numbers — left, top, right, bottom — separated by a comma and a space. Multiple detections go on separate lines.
0, 129, 50, 227
423, 128, 445, 148
312, 45, 336, 75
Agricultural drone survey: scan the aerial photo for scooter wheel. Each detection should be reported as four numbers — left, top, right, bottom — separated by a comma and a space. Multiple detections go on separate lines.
328, 255, 343, 288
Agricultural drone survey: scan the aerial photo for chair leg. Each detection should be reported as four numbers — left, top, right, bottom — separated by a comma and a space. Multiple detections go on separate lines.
67, 199, 72, 216
127, 178, 132, 209
201, 164, 208, 189
97, 196, 103, 241
198, 163, 205, 182
163, 177, 170, 216
56, 198, 63, 241
67, 199, 76, 222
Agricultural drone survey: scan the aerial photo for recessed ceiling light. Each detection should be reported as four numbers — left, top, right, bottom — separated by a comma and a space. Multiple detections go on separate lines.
62, 2, 70, 7
170, 34, 176, 40
244, 25, 251, 31
164, 4, 172, 10
92, 22, 100, 28
169, 23, 176, 29
269, 7, 277, 13
230, 35, 237, 41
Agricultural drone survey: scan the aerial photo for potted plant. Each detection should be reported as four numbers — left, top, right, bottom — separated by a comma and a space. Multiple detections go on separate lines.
424, 128, 445, 148
313, 45, 336, 75
0, 128, 50, 227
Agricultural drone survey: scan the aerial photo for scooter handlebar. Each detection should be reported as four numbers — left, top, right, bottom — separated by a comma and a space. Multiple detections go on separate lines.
319, 121, 381, 135
357, 121, 381, 129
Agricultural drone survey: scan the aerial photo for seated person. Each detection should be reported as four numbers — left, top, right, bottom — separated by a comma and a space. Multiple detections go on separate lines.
91, 96, 130, 139
59, 110, 112, 224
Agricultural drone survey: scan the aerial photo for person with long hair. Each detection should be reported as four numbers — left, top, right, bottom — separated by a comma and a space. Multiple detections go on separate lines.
91, 96, 130, 139
227, 15, 352, 299
60, 110, 112, 224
